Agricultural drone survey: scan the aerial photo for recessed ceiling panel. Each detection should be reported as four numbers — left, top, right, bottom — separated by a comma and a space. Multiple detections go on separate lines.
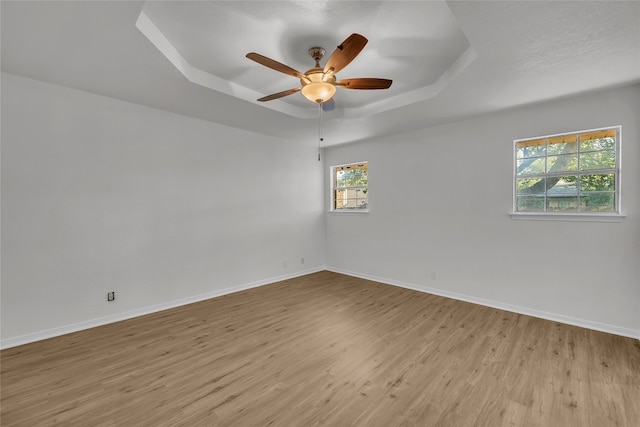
138, 0, 472, 115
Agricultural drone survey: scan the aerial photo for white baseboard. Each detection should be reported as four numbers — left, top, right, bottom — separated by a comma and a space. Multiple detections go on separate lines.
0, 267, 325, 350
3, 266, 636, 349
326, 267, 640, 340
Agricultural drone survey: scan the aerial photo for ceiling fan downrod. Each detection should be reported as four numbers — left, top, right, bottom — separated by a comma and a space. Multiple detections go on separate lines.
308, 47, 325, 67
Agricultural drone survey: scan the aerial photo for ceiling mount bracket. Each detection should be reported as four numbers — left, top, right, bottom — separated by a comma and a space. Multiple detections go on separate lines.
308, 47, 325, 67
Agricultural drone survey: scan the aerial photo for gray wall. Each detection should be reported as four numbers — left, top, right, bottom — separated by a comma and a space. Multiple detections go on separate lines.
2, 73, 638, 348
324, 84, 640, 338
1, 73, 326, 347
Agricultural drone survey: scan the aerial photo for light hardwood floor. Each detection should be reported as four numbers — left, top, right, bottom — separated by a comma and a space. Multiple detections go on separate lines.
2, 271, 639, 426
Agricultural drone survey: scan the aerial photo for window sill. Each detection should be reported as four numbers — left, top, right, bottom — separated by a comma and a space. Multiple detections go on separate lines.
509, 212, 625, 222
328, 210, 369, 215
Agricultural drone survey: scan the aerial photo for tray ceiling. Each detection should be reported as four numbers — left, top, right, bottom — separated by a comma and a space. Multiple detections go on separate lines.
1, 1, 639, 146
137, 1, 473, 118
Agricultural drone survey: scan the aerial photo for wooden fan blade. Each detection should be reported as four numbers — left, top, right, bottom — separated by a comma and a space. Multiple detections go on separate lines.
257, 87, 301, 102
336, 78, 392, 90
323, 33, 368, 74
246, 52, 308, 81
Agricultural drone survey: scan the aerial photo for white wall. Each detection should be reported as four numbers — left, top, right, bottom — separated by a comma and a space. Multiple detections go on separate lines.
324, 84, 640, 339
1, 73, 325, 347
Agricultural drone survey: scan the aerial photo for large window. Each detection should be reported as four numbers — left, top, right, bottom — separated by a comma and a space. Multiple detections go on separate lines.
331, 162, 368, 211
514, 126, 620, 214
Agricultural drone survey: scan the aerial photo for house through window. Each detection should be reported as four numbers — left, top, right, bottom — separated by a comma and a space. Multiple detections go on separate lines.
514, 126, 620, 214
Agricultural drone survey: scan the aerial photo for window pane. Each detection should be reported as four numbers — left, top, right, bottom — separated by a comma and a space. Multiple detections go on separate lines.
336, 198, 368, 210
516, 139, 545, 159
355, 188, 367, 197
334, 189, 347, 209
346, 188, 358, 200
546, 176, 577, 212
580, 131, 616, 151
342, 169, 356, 185
344, 198, 357, 208
547, 135, 577, 154
516, 196, 544, 212
547, 196, 578, 212
579, 150, 615, 170
336, 188, 367, 209
580, 174, 615, 192
547, 154, 577, 172
517, 177, 545, 195
336, 165, 367, 186
546, 176, 578, 211
355, 188, 368, 209
580, 193, 615, 212
517, 157, 545, 175
345, 169, 367, 186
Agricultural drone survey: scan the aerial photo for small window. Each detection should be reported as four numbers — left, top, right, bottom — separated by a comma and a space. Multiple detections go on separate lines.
331, 162, 368, 211
514, 126, 620, 214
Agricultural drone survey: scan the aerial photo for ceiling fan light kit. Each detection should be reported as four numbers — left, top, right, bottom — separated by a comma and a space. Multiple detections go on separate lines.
300, 47, 336, 103
301, 78, 336, 104
246, 34, 392, 106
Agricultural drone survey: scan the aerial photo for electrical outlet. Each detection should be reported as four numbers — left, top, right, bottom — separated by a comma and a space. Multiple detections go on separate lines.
283, 260, 287, 268
301, 257, 305, 265
107, 291, 115, 302
430, 271, 437, 280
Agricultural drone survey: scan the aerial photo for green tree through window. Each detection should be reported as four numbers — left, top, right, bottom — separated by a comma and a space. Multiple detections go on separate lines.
332, 163, 368, 211
514, 127, 619, 213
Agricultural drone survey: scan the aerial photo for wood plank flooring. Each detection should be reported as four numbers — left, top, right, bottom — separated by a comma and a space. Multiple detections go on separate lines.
2, 271, 639, 426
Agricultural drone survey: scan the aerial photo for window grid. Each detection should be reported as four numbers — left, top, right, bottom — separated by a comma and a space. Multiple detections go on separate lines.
514, 126, 620, 214
331, 162, 368, 211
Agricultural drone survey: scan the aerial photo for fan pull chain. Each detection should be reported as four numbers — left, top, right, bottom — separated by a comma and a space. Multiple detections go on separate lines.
317, 102, 324, 161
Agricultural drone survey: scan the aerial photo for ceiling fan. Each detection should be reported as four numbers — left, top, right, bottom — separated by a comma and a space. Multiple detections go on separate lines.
246, 33, 392, 107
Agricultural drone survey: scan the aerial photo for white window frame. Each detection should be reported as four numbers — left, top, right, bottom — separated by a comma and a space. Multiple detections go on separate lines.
511, 126, 623, 222
330, 162, 369, 213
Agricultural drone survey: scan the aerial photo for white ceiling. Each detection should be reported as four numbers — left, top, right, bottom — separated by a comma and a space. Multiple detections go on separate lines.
137, 0, 472, 116
2, 1, 639, 146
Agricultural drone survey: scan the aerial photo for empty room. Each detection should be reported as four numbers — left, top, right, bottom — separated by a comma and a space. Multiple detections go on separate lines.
1, 1, 639, 426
